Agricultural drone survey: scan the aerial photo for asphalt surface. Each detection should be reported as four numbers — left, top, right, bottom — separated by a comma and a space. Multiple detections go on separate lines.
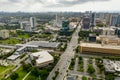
47, 24, 81, 80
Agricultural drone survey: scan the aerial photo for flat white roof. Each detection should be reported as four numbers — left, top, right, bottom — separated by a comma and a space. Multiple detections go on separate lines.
16, 41, 60, 48
26, 41, 60, 48
7, 54, 20, 60
31, 51, 54, 64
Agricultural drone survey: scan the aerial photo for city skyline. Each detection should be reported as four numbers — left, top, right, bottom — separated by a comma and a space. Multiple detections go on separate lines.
0, 0, 120, 12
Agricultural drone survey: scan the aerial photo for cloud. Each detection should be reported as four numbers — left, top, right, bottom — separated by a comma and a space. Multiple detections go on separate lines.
39, 0, 110, 7
0, 0, 112, 12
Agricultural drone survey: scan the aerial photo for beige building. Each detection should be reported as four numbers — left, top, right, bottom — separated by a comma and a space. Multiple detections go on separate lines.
0, 30, 9, 39
80, 43, 120, 54
97, 35, 120, 46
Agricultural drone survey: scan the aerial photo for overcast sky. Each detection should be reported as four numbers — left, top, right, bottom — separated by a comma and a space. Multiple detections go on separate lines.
0, 0, 119, 12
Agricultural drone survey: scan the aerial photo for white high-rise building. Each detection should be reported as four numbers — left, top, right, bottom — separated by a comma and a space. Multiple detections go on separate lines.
25, 24, 32, 32
30, 17, 36, 28
20, 21, 32, 32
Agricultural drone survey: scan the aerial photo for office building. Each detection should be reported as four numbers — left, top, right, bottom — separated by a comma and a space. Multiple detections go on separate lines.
110, 15, 118, 26
82, 16, 90, 30
62, 20, 69, 31
20, 21, 32, 32
91, 13, 96, 27
59, 20, 71, 36
24, 23, 32, 32
0, 30, 9, 39
116, 15, 120, 26
30, 17, 36, 28
80, 42, 120, 54
106, 14, 112, 26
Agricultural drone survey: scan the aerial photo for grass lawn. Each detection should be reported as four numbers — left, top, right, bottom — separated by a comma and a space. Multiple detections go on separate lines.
7, 66, 28, 80
0, 65, 14, 79
18, 34, 30, 39
0, 38, 20, 44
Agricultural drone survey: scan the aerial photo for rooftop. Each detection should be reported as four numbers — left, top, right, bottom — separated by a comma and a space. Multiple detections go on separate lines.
80, 43, 120, 50
31, 51, 54, 64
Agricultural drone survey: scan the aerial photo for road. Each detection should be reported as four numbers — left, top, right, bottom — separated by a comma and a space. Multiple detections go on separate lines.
0, 44, 16, 49
47, 24, 81, 80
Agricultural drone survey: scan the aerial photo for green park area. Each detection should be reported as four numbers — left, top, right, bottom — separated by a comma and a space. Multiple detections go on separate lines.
7, 66, 28, 80
0, 65, 14, 79
17, 34, 30, 39
0, 38, 20, 44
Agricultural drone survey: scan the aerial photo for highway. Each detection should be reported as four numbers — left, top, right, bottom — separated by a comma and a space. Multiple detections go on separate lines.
47, 24, 81, 80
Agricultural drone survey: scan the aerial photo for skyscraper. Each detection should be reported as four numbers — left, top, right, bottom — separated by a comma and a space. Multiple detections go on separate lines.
91, 13, 96, 27
30, 17, 36, 28
116, 15, 120, 27
62, 20, 69, 31
106, 13, 112, 27
82, 16, 90, 30
110, 15, 118, 26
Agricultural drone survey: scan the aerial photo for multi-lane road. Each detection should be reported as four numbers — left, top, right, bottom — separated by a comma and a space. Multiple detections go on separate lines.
47, 24, 81, 80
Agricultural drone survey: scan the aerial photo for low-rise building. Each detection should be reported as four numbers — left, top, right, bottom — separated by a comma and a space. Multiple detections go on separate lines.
80, 43, 120, 54
88, 34, 96, 42
30, 51, 54, 67
0, 29, 9, 39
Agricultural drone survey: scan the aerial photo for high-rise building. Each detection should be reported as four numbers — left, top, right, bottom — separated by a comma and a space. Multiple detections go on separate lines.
110, 15, 118, 26
91, 13, 96, 27
116, 15, 120, 27
82, 16, 90, 29
30, 17, 36, 28
62, 20, 69, 31
20, 21, 32, 32
59, 20, 70, 36
24, 24, 32, 32
106, 13, 112, 26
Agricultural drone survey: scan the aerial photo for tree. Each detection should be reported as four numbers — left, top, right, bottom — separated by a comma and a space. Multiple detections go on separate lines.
22, 63, 31, 72
97, 64, 104, 71
82, 76, 87, 80
31, 67, 39, 76
75, 46, 79, 53
87, 64, 95, 74
105, 73, 115, 80
10, 72, 19, 80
